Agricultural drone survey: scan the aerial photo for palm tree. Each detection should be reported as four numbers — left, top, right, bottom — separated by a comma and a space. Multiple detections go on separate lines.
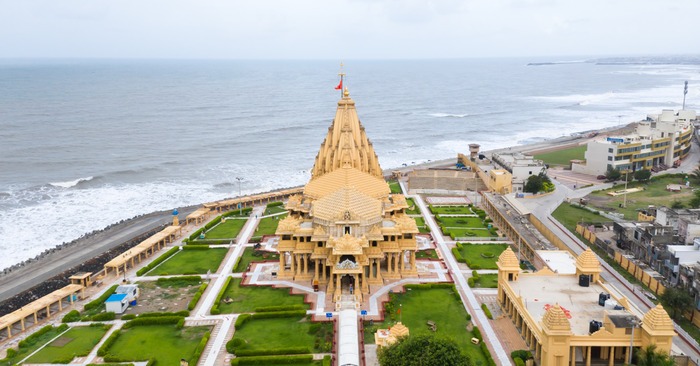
689, 164, 700, 183
634, 344, 675, 366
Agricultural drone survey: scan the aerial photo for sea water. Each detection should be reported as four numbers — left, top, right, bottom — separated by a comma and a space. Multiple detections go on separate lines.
0, 57, 699, 269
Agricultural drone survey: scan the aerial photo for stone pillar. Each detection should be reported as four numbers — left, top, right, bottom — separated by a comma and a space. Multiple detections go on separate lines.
314, 260, 319, 281
608, 347, 614, 366
586, 346, 592, 366
571, 347, 576, 366
290, 253, 295, 275
394, 253, 399, 273
410, 251, 416, 271
20, 318, 24, 331
304, 254, 309, 275
279, 255, 285, 274
354, 275, 360, 294
376, 259, 383, 282
400, 251, 405, 273
387, 255, 393, 274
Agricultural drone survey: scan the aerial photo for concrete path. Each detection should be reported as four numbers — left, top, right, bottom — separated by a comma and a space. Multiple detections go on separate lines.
83, 321, 124, 364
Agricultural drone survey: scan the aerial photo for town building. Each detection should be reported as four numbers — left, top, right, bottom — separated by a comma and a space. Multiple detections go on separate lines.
276, 88, 418, 306
497, 247, 676, 365
491, 152, 546, 192
573, 110, 696, 176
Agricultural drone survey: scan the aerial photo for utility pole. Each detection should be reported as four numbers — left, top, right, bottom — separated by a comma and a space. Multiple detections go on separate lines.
236, 177, 243, 215
683, 81, 689, 110
623, 170, 629, 208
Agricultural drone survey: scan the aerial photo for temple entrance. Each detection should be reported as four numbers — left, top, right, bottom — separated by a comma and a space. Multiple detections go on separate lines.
341, 274, 355, 294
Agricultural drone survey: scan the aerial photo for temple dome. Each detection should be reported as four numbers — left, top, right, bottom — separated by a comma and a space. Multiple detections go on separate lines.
304, 167, 389, 200
390, 322, 409, 338
312, 186, 382, 223
541, 303, 572, 332
642, 304, 675, 332
497, 247, 520, 269
576, 248, 601, 272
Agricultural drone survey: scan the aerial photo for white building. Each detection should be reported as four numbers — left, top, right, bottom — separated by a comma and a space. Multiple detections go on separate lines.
573, 110, 696, 176
105, 293, 129, 314
491, 152, 546, 192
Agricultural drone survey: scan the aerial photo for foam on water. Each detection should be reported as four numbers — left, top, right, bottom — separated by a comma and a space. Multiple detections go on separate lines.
48, 176, 95, 188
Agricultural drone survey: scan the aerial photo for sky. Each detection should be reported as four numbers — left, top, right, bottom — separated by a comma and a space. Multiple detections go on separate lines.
1, 0, 698, 59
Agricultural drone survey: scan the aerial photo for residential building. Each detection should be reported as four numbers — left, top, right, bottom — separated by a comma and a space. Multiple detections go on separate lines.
573, 109, 696, 176
491, 152, 546, 192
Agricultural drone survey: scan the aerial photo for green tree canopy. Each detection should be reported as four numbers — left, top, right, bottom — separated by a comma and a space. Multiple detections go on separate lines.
634, 344, 675, 366
660, 287, 694, 320
605, 166, 621, 181
378, 334, 471, 366
634, 169, 652, 182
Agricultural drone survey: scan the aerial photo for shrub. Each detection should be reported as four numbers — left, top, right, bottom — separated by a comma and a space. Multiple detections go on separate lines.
322, 355, 331, 366
123, 316, 183, 328
121, 314, 136, 320
211, 277, 232, 315
230, 354, 314, 365
84, 285, 118, 310
137, 310, 190, 318
97, 331, 121, 356
481, 342, 497, 366
514, 357, 525, 366
91, 311, 116, 321
481, 303, 493, 319
465, 313, 472, 321
227, 337, 246, 353
189, 331, 211, 365
62, 309, 81, 323
451, 248, 465, 263
467, 277, 475, 287
156, 276, 201, 288
472, 326, 482, 341
267, 201, 284, 207
136, 247, 180, 276
176, 318, 185, 329
235, 347, 310, 357
511, 350, 533, 361
188, 282, 209, 310
18, 324, 68, 348
235, 313, 252, 328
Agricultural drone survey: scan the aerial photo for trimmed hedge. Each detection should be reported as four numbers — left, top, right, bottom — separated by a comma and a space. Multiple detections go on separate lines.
91, 311, 116, 321
156, 276, 202, 288
62, 309, 81, 323
511, 350, 533, 361
472, 326, 482, 341
235, 313, 251, 328
188, 282, 209, 310
97, 331, 121, 356
123, 316, 184, 329
189, 331, 211, 365
481, 303, 493, 319
137, 310, 190, 318
267, 201, 284, 208
84, 285, 118, 310
230, 354, 314, 365
452, 247, 465, 263
17, 324, 68, 349
183, 245, 210, 251
322, 355, 331, 366
234, 347, 310, 357
136, 247, 180, 276
211, 277, 232, 315
254, 305, 306, 313
122, 314, 137, 320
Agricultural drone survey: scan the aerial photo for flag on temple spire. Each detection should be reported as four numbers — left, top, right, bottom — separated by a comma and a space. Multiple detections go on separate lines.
334, 79, 342, 90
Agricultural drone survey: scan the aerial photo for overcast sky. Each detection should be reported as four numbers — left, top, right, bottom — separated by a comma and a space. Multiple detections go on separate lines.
1, 0, 698, 59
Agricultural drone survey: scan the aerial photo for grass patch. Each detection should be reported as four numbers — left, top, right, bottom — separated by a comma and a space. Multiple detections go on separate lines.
149, 248, 227, 275
552, 203, 608, 231
203, 219, 247, 240
231, 316, 332, 355
437, 216, 486, 228
104, 325, 210, 365
405, 198, 420, 214
533, 145, 586, 167
218, 278, 308, 313
26, 325, 111, 364
0, 324, 69, 366
455, 243, 509, 269
415, 249, 438, 259
471, 274, 498, 288
388, 181, 402, 194
234, 247, 280, 273
447, 228, 497, 238
413, 217, 430, 233
264, 202, 288, 216
363, 285, 486, 365
588, 175, 695, 220
429, 205, 473, 215
254, 215, 287, 237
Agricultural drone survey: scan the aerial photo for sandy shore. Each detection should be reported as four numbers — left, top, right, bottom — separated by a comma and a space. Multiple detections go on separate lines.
0, 122, 636, 306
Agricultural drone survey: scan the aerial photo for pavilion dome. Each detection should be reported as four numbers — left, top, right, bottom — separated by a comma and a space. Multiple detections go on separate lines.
642, 304, 675, 332
497, 247, 520, 270
541, 303, 572, 332
390, 322, 409, 338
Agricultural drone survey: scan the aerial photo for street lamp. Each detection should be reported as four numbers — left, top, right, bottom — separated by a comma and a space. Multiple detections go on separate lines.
628, 317, 642, 365
235, 177, 243, 215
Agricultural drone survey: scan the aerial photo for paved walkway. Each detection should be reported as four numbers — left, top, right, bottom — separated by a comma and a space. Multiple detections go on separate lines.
410, 188, 511, 365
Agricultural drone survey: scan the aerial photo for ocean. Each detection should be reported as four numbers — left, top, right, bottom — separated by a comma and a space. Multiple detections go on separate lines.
0, 57, 698, 269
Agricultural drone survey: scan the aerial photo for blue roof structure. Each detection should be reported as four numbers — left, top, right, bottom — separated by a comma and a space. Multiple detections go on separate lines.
106, 293, 127, 302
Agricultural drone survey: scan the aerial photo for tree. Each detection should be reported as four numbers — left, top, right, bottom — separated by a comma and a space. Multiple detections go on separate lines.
605, 166, 621, 181
634, 344, 675, 366
671, 200, 684, 209
634, 169, 652, 182
690, 189, 700, 209
660, 287, 694, 320
378, 334, 471, 366
524, 175, 543, 194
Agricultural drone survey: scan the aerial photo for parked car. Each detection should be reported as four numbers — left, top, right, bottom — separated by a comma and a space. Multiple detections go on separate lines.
596, 175, 606, 180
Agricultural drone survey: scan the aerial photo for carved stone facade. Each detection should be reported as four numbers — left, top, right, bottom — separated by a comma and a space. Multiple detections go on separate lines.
276, 89, 418, 304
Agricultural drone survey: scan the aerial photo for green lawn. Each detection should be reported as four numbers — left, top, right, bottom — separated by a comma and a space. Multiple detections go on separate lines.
0, 325, 69, 366
217, 278, 308, 313
552, 203, 609, 231
587, 175, 695, 220
415, 249, 438, 259
471, 274, 498, 288
231, 316, 332, 355
413, 217, 430, 233
437, 216, 486, 228
105, 325, 210, 365
405, 198, 420, 214
264, 202, 288, 216
446, 228, 496, 238
429, 205, 473, 215
26, 325, 111, 364
204, 219, 247, 239
455, 243, 509, 269
363, 285, 487, 365
388, 181, 402, 194
533, 145, 586, 167
254, 214, 287, 237
234, 247, 280, 273
149, 248, 228, 275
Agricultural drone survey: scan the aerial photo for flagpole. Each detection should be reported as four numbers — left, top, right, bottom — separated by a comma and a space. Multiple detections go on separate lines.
338, 62, 345, 98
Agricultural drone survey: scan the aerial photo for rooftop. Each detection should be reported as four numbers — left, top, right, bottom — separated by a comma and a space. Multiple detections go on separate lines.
536, 251, 576, 274
508, 273, 632, 335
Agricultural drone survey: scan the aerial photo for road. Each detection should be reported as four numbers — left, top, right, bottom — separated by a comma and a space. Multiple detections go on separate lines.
0, 206, 198, 302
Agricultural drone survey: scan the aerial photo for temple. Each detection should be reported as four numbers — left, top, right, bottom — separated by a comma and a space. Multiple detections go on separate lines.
276, 88, 418, 306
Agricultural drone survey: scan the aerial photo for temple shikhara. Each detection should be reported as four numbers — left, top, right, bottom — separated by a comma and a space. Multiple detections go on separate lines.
276, 88, 418, 305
